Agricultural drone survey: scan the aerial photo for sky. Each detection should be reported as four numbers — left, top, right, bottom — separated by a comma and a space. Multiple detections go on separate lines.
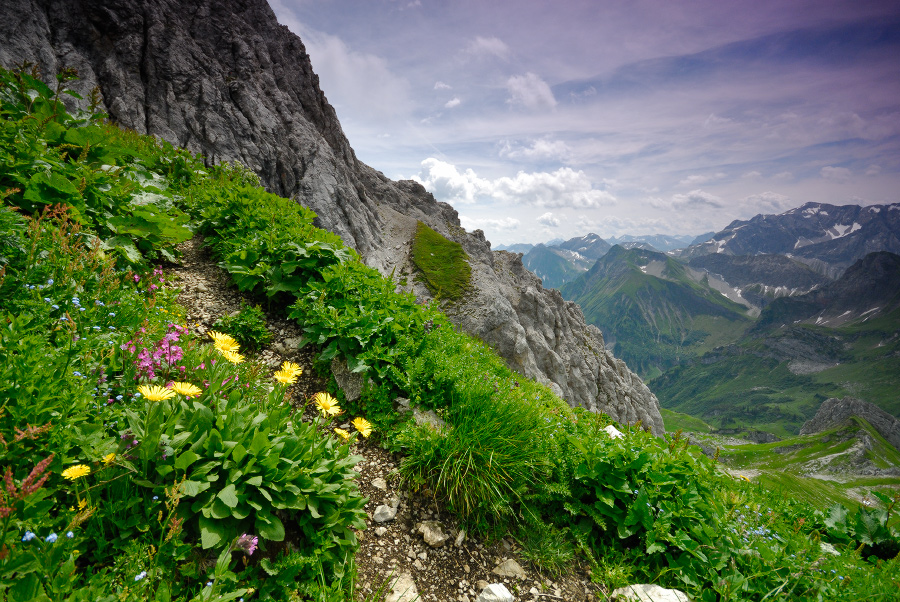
270, 0, 900, 246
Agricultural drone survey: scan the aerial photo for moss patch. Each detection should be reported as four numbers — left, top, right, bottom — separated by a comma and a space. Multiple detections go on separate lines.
411, 221, 471, 301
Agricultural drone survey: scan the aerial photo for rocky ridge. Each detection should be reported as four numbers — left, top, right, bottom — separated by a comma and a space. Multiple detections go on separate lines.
801, 397, 900, 455
0, 0, 663, 434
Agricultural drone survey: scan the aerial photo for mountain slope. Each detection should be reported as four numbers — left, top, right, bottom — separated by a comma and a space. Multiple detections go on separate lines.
653, 252, 900, 435
688, 253, 832, 308
0, 0, 664, 434
679, 202, 900, 277
522, 244, 592, 289
561, 245, 751, 377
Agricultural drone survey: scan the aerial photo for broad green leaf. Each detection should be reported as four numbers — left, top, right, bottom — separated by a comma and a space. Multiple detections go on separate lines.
217, 484, 239, 508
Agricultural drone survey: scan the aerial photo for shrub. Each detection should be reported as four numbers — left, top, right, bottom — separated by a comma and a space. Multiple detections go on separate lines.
212, 303, 272, 352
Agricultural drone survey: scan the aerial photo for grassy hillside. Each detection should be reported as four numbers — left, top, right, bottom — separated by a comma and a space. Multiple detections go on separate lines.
3, 66, 899, 601
561, 246, 751, 377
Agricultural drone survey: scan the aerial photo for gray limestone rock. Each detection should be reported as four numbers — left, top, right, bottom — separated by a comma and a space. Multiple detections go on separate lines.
476, 584, 514, 602
372, 505, 397, 523
385, 572, 419, 602
612, 584, 691, 602
417, 520, 448, 548
491, 559, 526, 579
0, 0, 663, 436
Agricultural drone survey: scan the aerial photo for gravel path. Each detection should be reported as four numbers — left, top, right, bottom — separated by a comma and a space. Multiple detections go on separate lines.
164, 235, 602, 602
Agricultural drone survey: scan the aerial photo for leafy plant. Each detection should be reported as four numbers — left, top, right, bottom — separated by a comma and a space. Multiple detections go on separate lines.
212, 303, 271, 352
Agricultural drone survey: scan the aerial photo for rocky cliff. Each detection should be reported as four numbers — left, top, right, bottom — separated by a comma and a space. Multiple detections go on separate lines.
0, 0, 664, 435
801, 397, 900, 454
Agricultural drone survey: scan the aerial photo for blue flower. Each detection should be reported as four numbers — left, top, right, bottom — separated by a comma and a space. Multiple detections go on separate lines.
206, 581, 213, 587
134, 571, 147, 581
44, 297, 51, 303
45, 533, 58, 543
95, 300, 105, 306
108, 326, 116, 331
72, 297, 80, 305
93, 326, 101, 331
21, 531, 36, 542
73, 371, 82, 377
52, 305, 59, 310
47, 279, 54, 285
108, 312, 116, 317
66, 531, 74, 538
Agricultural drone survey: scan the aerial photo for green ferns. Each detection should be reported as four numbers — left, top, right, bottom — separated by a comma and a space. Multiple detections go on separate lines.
411, 220, 471, 301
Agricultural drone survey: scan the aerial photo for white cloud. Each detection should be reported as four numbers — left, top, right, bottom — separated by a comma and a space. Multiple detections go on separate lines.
464, 36, 510, 60
865, 164, 881, 176
298, 30, 412, 122
491, 168, 616, 208
459, 216, 520, 231
678, 172, 725, 186
742, 171, 762, 179
412, 159, 616, 209
773, 171, 794, 181
499, 138, 570, 161
703, 114, 733, 128
655, 189, 725, 210
820, 166, 851, 183
741, 192, 793, 215
434, 81, 451, 90
412, 158, 491, 204
506, 73, 557, 110
537, 212, 560, 227
444, 97, 461, 109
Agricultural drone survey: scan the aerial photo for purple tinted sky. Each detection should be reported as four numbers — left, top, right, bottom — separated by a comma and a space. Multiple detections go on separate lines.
271, 0, 900, 245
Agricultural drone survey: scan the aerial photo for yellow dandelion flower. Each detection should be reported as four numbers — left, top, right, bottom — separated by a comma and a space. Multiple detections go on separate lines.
219, 349, 244, 364
273, 368, 298, 385
313, 392, 342, 417
334, 428, 350, 442
281, 361, 302, 377
102, 453, 116, 466
352, 417, 373, 438
62, 465, 91, 481
208, 331, 240, 353
170, 382, 203, 397
78, 499, 87, 510
137, 384, 176, 402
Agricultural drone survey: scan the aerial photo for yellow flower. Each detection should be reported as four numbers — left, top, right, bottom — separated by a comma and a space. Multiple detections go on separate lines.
219, 349, 244, 364
313, 392, 342, 417
138, 384, 176, 402
102, 453, 116, 466
352, 417, 373, 438
208, 331, 240, 353
273, 368, 298, 385
281, 361, 302, 377
62, 465, 91, 481
334, 428, 350, 442
170, 382, 202, 397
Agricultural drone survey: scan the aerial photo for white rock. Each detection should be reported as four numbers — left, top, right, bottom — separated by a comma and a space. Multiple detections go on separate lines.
611, 583, 691, 602
372, 477, 387, 490
418, 520, 449, 547
385, 572, 419, 602
375, 527, 387, 537
455, 528, 467, 546
491, 559, 526, 579
820, 542, 840, 556
373, 505, 397, 523
604, 424, 625, 439
476, 583, 514, 602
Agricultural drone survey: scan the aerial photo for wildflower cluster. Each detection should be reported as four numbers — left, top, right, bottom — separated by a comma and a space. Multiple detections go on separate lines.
125, 323, 189, 381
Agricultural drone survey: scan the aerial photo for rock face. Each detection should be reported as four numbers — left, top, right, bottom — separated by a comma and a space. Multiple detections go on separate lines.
0, 0, 663, 435
801, 397, 900, 453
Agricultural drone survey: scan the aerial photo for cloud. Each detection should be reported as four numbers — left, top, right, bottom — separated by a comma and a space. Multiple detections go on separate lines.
820, 166, 851, 183
678, 172, 725, 186
773, 171, 794, 181
537, 212, 560, 227
740, 192, 793, 215
491, 168, 616, 208
412, 159, 616, 209
297, 30, 412, 122
655, 189, 725, 210
459, 216, 520, 231
412, 158, 491, 204
464, 36, 510, 60
865, 164, 881, 176
434, 81, 451, 90
703, 114, 733, 128
506, 73, 557, 110
499, 138, 570, 161
742, 171, 762, 179
444, 97, 461, 109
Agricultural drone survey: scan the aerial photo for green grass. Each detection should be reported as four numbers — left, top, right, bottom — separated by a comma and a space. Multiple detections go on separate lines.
661, 408, 713, 433
411, 220, 472, 301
